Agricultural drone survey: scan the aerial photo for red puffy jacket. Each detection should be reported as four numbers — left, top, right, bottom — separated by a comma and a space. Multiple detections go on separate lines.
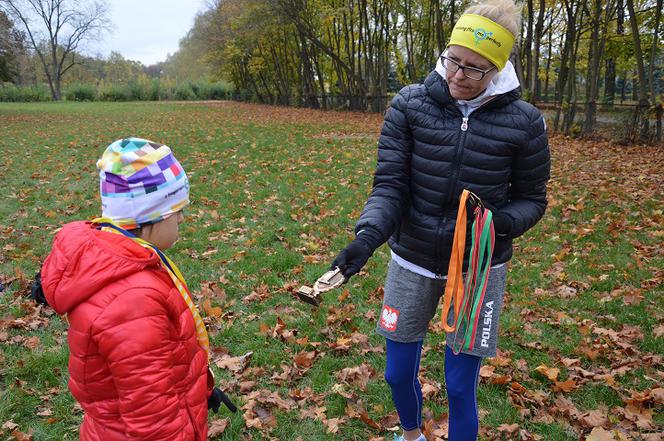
42, 221, 209, 440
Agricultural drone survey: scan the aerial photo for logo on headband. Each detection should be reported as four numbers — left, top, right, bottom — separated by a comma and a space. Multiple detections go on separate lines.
474, 28, 493, 45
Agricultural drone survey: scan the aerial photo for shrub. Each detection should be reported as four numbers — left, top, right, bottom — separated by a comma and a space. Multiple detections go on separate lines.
65, 83, 97, 101
126, 79, 146, 101
99, 84, 131, 101
0, 83, 21, 101
157, 77, 176, 101
203, 81, 233, 100
611, 108, 640, 145
0, 80, 235, 102
189, 81, 202, 99
126, 75, 154, 101
0, 83, 51, 102
149, 78, 161, 101
175, 82, 196, 101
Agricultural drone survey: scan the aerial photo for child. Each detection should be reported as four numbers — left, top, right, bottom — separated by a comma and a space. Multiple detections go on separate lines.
41, 138, 216, 440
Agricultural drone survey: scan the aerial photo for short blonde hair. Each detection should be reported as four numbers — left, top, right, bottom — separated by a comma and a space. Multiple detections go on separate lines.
463, 0, 523, 38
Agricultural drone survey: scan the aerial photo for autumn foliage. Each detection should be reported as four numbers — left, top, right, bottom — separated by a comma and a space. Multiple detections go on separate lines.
0, 101, 662, 440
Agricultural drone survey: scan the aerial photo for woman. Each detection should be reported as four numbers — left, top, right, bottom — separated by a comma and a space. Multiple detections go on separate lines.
330, 1, 551, 440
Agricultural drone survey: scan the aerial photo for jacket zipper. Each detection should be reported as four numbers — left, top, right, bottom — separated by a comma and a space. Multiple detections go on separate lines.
434, 218, 443, 276
447, 115, 469, 204
435, 112, 469, 276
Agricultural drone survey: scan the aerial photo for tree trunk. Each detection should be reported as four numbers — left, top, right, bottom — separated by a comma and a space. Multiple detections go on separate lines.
604, 58, 616, 105
313, 49, 327, 110
631, 71, 638, 102
583, 0, 605, 136
512, 48, 526, 88
544, 17, 553, 102
433, 0, 445, 54
626, 0, 649, 142
403, 0, 417, 82
604, 0, 622, 106
523, 0, 534, 100
655, 104, 662, 143
647, 0, 662, 108
562, 1, 583, 135
532, 0, 545, 101
554, 0, 578, 131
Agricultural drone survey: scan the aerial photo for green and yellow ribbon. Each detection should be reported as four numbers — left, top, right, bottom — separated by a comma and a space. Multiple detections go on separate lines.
91, 217, 210, 359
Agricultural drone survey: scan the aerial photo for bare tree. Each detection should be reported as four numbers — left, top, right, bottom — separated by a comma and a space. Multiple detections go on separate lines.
0, 0, 108, 100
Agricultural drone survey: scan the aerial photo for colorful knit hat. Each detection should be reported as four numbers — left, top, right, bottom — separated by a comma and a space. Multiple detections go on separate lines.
97, 137, 190, 230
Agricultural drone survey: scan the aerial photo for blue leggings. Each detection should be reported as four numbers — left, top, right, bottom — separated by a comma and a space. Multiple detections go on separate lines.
385, 340, 482, 441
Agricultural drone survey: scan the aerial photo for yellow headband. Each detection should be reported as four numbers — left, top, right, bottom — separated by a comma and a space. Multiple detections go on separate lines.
448, 14, 515, 71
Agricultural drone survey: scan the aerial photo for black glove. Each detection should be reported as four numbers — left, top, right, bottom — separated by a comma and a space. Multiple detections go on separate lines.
331, 227, 384, 279
29, 272, 49, 306
208, 387, 237, 413
482, 201, 511, 237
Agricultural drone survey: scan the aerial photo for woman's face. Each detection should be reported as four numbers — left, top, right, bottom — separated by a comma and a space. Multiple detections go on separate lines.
445, 45, 498, 100
139, 210, 185, 250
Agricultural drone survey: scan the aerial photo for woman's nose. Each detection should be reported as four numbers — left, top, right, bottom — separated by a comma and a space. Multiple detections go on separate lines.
454, 67, 466, 80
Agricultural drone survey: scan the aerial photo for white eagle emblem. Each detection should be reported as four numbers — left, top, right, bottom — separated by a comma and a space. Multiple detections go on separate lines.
380, 305, 399, 331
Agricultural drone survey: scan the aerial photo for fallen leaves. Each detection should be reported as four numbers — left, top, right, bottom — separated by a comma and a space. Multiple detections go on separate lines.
292, 350, 318, 370
578, 409, 610, 429
242, 284, 271, 304
323, 417, 345, 434
335, 363, 377, 391
214, 351, 253, 374
207, 418, 229, 438
2, 421, 19, 431
10, 430, 33, 441
259, 316, 297, 343
3, 104, 664, 440
241, 389, 295, 431
552, 378, 578, 393
585, 427, 623, 441
202, 298, 222, 318
534, 364, 560, 381
22, 336, 40, 350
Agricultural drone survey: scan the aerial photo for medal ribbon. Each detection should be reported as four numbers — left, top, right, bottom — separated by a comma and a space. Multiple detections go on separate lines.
440, 190, 495, 354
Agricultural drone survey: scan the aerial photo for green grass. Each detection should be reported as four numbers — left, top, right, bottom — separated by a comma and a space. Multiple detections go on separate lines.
0, 101, 662, 440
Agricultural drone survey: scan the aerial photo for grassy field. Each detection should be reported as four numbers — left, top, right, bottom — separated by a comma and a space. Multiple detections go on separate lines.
0, 101, 662, 441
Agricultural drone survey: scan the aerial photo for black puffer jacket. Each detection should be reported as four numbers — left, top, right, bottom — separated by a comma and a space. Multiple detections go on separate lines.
356, 70, 551, 276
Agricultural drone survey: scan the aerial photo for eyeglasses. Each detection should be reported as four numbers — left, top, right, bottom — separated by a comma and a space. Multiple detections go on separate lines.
441, 56, 495, 81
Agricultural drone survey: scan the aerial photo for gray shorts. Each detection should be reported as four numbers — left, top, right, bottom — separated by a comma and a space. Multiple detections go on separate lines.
376, 259, 508, 358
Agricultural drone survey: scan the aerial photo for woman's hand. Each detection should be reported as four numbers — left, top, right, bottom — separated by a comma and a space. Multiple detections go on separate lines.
331, 227, 384, 279
481, 201, 512, 237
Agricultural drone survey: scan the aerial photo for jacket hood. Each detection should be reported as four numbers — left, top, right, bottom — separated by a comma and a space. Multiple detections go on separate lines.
424, 66, 521, 112
41, 221, 160, 314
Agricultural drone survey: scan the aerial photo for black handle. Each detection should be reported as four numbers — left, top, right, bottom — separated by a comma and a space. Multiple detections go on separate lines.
219, 389, 237, 413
